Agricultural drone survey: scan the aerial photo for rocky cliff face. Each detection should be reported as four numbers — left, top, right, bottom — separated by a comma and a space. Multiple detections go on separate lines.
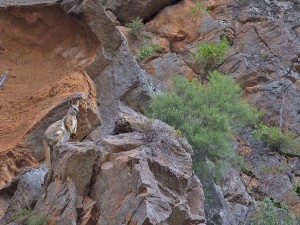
33, 108, 205, 225
0, 108, 206, 225
0, 0, 300, 224
107, 0, 300, 224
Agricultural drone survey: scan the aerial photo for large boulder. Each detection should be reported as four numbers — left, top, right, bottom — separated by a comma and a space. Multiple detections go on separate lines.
142, 53, 198, 86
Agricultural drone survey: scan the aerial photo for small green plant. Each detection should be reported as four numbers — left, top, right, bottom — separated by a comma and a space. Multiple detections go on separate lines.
252, 123, 300, 156
13, 207, 47, 225
188, 0, 208, 30
172, 129, 184, 139
125, 17, 144, 38
249, 198, 298, 225
192, 36, 229, 71
293, 180, 300, 194
28, 214, 47, 225
258, 164, 271, 175
146, 71, 259, 182
136, 44, 162, 60
13, 208, 32, 224
188, 0, 208, 16
259, 51, 269, 60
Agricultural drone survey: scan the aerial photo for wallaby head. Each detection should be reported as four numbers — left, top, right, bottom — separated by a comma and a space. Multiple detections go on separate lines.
68, 99, 80, 115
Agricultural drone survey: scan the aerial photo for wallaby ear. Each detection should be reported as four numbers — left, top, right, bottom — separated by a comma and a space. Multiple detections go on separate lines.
74, 99, 79, 107
68, 100, 72, 107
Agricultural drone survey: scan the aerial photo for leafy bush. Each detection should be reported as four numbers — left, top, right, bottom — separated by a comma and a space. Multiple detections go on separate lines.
146, 71, 259, 182
13, 208, 47, 225
125, 17, 144, 38
192, 37, 229, 70
249, 198, 299, 225
252, 123, 300, 156
136, 44, 162, 60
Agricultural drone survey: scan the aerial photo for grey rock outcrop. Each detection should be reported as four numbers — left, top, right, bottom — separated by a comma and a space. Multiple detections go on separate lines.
0, 166, 47, 225
35, 143, 98, 225
32, 109, 206, 224
92, 37, 152, 137
221, 169, 252, 224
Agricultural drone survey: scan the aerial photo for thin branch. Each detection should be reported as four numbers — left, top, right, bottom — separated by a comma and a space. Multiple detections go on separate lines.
278, 60, 297, 129
282, 62, 299, 93
282, 60, 294, 77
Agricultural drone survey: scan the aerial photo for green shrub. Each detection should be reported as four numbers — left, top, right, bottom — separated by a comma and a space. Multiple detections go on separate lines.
136, 44, 162, 60
13, 208, 32, 224
188, 0, 208, 17
188, 0, 209, 35
13, 208, 47, 225
192, 37, 229, 70
252, 123, 300, 156
146, 71, 259, 182
28, 214, 47, 225
249, 198, 298, 225
125, 17, 144, 38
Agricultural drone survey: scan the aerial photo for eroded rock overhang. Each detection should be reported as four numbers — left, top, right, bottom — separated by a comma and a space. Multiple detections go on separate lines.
0, 0, 151, 173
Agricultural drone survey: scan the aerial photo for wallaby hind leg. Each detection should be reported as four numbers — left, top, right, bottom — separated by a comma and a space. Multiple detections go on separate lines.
42, 140, 52, 199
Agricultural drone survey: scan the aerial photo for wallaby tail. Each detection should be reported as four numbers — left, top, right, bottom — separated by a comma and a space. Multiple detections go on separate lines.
42, 139, 52, 199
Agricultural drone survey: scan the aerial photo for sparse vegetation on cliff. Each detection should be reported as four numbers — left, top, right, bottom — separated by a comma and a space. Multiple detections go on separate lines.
249, 198, 299, 225
125, 17, 144, 39
146, 71, 259, 181
13, 207, 47, 225
252, 123, 300, 156
136, 44, 162, 60
189, 0, 208, 15
192, 37, 229, 71
188, 0, 208, 30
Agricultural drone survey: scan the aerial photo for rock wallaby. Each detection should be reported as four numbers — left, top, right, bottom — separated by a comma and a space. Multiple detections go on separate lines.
42, 99, 80, 197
